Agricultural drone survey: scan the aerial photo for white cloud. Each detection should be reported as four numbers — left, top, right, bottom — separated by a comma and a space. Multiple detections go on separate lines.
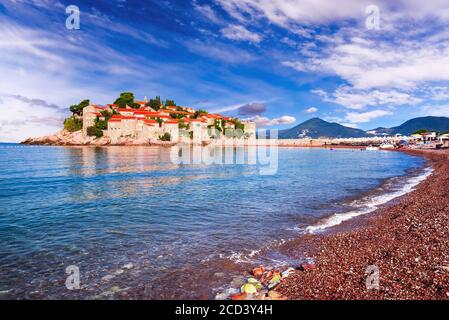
305, 107, 318, 113
420, 104, 449, 117
216, 0, 449, 27
248, 115, 296, 127
194, 1, 224, 25
0, 95, 66, 142
220, 25, 262, 43
345, 110, 392, 123
330, 87, 422, 109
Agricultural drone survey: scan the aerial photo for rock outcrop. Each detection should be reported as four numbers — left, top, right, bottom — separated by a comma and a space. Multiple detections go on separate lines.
21, 130, 177, 146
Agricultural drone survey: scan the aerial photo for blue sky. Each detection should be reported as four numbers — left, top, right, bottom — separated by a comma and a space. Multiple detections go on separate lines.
1, 0, 449, 141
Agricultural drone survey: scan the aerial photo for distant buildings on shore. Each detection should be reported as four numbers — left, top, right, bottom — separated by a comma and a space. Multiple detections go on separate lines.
82, 100, 256, 144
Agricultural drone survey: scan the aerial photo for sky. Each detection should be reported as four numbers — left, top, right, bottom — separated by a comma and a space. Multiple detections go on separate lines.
1, 0, 449, 142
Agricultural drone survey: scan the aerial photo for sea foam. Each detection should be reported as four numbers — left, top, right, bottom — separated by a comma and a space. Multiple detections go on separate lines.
306, 167, 433, 233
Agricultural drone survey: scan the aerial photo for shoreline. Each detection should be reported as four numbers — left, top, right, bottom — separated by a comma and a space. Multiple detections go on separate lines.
276, 148, 449, 300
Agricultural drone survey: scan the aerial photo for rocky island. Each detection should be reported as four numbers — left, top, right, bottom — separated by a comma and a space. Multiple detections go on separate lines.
22, 92, 256, 146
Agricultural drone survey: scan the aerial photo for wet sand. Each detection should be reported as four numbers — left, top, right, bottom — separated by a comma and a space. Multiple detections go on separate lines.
277, 149, 449, 300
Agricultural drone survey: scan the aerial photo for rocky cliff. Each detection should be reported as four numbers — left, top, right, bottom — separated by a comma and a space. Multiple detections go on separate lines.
21, 130, 177, 146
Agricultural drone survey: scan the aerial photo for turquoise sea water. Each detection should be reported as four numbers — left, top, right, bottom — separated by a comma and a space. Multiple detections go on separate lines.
0, 144, 426, 299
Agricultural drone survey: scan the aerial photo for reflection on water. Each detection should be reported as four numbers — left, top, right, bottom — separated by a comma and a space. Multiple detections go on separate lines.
0, 144, 425, 299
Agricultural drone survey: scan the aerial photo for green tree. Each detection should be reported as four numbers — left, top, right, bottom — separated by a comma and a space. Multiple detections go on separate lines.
69, 99, 90, 116
64, 116, 83, 132
114, 92, 140, 109
146, 96, 162, 111
178, 119, 188, 129
164, 99, 176, 107
170, 112, 185, 119
412, 129, 428, 135
193, 110, 208, 118
94, 118, 108, 130
156, 117, 163, 127
232, 118, 245, 132
214, 119, 222, 132
87, 126, 103, 138
159, 132, 171, 141
100, 110, 114, 121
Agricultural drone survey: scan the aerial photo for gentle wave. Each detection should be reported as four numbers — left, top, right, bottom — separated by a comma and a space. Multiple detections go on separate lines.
306, 167, 433, 233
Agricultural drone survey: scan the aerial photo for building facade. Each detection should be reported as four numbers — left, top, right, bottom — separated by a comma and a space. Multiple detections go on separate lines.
81, 103, 256, 145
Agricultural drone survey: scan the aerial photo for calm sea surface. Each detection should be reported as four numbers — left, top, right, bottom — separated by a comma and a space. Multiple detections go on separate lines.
0, 144, 426, 299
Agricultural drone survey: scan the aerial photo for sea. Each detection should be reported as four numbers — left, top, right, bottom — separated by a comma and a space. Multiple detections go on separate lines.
0, 143, 429, 299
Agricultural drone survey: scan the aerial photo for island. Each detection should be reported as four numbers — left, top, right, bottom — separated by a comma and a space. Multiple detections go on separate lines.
22, 92, 256, 146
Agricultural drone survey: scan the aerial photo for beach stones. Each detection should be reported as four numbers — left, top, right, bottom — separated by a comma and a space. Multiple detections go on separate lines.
215, 292, 228, 300
231, 292, 248, 300
230, 276, 245, 287
281, 268, 295, 278
241, 283, 257, 294
221, 264, 300, 300
299, 263, 316, 271
268, 290, 287, 300
252, 266, 265, 277
122, 263, 134, 270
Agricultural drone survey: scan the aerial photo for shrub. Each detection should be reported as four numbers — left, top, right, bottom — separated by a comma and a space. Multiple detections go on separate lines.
95, 119, 108, 130
412, 129, 428, 135
64, 116, 83, 132
159, 132, 171, 141
87, 126, 103, 138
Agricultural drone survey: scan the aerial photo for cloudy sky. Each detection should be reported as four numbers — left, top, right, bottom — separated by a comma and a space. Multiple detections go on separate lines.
1, 0, 449, 141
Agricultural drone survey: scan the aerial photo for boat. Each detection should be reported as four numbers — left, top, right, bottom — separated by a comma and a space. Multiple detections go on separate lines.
366, 145, 380, 151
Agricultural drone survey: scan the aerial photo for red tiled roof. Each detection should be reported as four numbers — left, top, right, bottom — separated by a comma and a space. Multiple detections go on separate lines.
133, 110, 150, 115
108, 119, 121, 123
164, 120, 179, 124
117, 108, 135, 112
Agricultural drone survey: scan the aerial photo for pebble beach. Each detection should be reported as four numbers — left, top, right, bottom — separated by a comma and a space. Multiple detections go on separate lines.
276, 149, 449, 300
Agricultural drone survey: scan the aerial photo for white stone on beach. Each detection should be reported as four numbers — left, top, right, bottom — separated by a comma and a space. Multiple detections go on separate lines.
123, 263, 134, 270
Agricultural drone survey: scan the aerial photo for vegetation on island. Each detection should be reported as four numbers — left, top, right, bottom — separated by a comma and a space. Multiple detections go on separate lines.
114, 92, 140, 109
146, 96, 162, 111
64, 99, 89, 132
69, 99, 90, 116
64, 116, 83, 132
159, 132, 171, 141
86, 126, 104, 138
145, 96, 176, 111
193, 110, 208, 118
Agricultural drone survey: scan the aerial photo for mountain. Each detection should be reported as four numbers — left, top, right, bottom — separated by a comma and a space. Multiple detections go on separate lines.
387, 116, 449, 135
279, 118, 370, 139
